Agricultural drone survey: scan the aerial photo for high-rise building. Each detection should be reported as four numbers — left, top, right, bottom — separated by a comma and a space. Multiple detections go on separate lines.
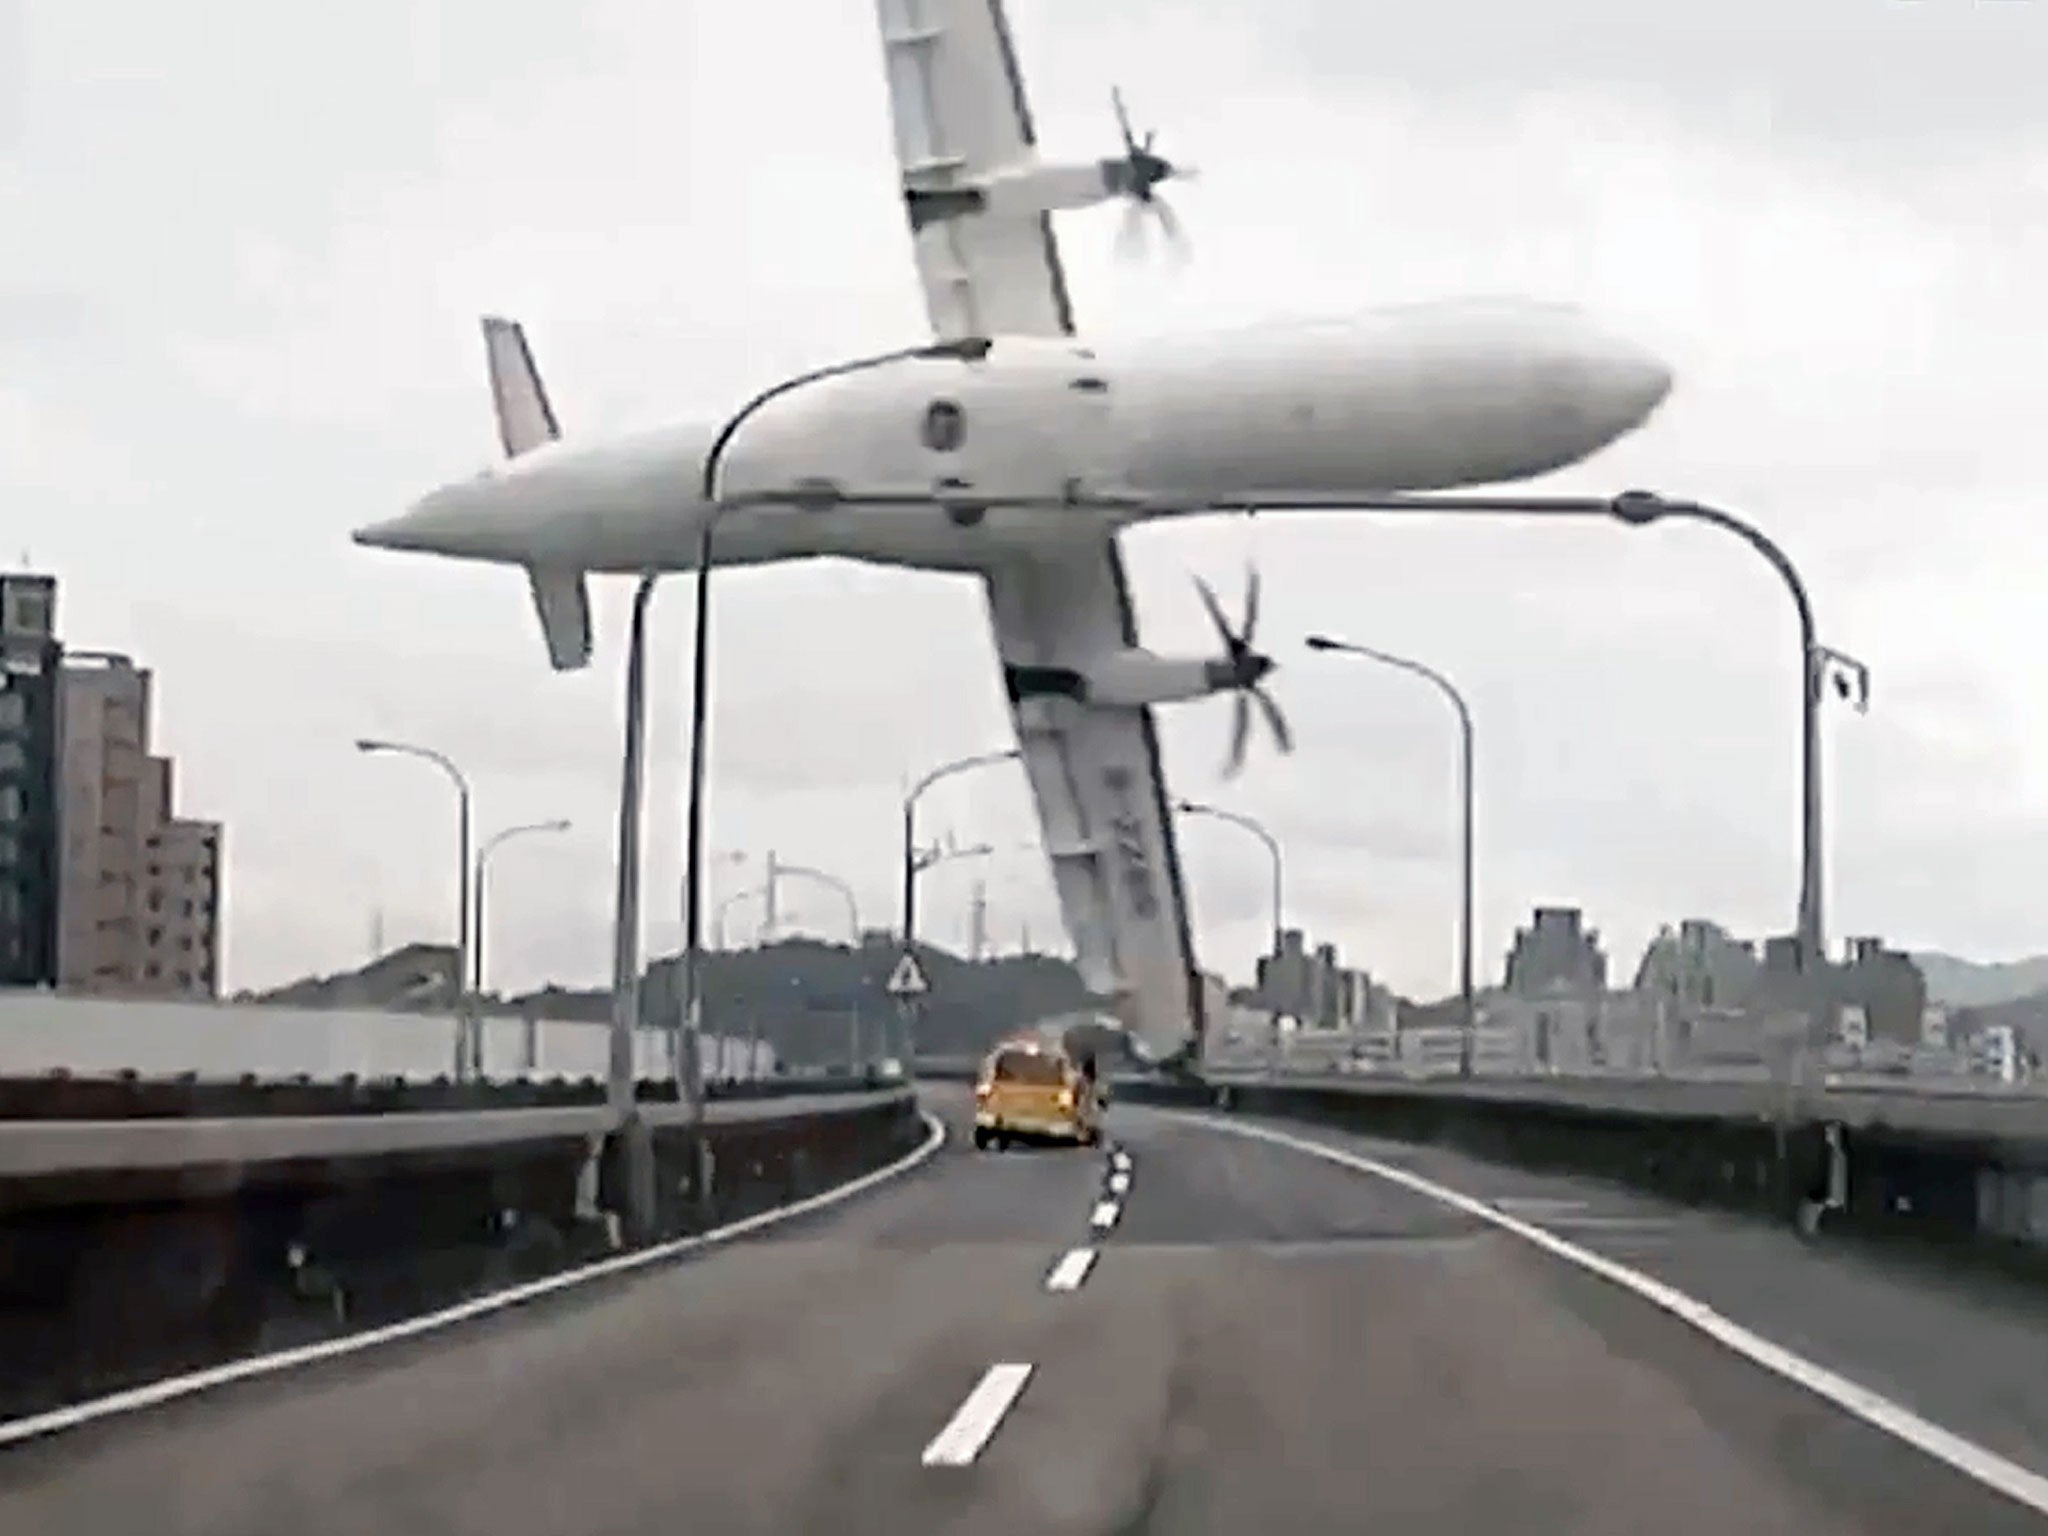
1503, 905, 1608, 997
0, 573, 63, 986
56, 647, 222, 997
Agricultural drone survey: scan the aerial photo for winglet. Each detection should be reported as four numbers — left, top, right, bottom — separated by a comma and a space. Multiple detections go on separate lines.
481, 315, 561, 457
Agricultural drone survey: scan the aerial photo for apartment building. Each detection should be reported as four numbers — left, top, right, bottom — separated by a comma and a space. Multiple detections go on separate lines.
0, 574, 63, 985
1503, 905, 1609, 998
55, 647, 222, 997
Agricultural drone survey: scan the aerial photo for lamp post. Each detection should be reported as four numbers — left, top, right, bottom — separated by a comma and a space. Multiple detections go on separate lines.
768, 861, 861, 944
706, 483, 1853, 987
901, 748, 1023, 952
715, 886, 763, 951
1177, 799, 1284, 1064
472, 818, 571, 999
671, 337, 992, 1215
1306, 635, 1477, 1076
357, 737, 475, 1068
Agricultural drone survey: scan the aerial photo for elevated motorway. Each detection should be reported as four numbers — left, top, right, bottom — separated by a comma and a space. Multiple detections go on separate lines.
5, 1085, 2047, 1532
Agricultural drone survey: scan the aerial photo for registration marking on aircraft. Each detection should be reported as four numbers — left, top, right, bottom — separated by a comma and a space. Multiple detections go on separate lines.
1046, 1247, 1098, 1292
1090, 1199, 1122, 1230
922, 1363, 1034, 1467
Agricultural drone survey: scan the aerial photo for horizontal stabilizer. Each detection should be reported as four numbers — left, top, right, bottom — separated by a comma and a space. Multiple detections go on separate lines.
482, 315, 560, 457
528, 565, 592, 671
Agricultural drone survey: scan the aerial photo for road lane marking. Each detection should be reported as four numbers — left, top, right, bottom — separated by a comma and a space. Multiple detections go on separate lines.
1185, 1112, 2048, 1519
0, 1111, 950, 1452
1111, 1148, 1132, 1173
1109, 1170, 1131, 1196
1046, 1247, 1098, 1292
1090, 1199, 1121, 1230
922, 1363, 1033, 1467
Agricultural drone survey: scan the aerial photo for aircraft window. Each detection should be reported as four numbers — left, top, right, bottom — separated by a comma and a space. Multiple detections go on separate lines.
920, 399, 965, 452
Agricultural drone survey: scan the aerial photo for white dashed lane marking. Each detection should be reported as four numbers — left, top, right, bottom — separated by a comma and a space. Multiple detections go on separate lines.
1046, 1247, 1098, 1292
1089, 1199, 1121, 1231
922, 1363, 1034, 1467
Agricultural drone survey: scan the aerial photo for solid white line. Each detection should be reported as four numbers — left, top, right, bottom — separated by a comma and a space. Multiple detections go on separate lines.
1090, 1199, 1121, 1230
1045, 1247, 1098, 1292
1183, 1113, 2048, 1518
922, 1363, 1033, 1467
0, 1111, 950, 1452
1108, 1171, 1131, 1196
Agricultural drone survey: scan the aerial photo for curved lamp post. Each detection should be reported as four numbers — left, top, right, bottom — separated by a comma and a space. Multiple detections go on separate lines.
1306, 635, 1476, 1076
473, 818, 571, 998
902, 748, 1023, 950
1176, 799, 1284, 1063
357, 737, 474, 1064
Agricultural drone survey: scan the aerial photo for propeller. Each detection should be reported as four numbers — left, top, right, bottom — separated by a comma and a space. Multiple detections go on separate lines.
1108, 87, 1194, 264
1194, 566, 1293, 778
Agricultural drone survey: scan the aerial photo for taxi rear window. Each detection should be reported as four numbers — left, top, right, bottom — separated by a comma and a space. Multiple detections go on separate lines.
991, 1048, 1066, 1085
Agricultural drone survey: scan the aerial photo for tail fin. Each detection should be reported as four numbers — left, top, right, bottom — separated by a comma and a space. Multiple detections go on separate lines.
481, 316, 592, 671
482, 315, 561, 456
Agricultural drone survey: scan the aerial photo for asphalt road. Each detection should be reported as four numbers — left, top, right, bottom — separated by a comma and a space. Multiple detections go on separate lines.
3, 1086, 2046, 1534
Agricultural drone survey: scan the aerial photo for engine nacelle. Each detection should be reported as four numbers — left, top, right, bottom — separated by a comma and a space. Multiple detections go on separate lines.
1004, 648, 1228, 709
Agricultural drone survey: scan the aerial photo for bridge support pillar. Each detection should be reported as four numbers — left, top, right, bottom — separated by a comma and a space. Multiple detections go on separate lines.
599, 1112, 660, 1245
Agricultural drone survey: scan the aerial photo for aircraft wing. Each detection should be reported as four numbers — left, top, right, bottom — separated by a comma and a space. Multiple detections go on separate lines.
874, 0, 1077, 339
983, 541, 1205, 1063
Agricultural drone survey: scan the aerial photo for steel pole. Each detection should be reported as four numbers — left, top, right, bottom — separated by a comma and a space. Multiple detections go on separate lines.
355, 738, 475, 1075
474, 819, 571, 1000
1177, 801, 1284, 1061
1304, 636, 1477, 1075
679, 340, 987, 1215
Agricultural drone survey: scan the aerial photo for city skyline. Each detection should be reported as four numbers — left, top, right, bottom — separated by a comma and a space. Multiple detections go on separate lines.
7, 1, 2047, 999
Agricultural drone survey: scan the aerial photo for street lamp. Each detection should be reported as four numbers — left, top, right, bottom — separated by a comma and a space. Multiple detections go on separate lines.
472, 818, 571, 998
356, 736, 474, 1027
669, 337, 993, 1211
768, 861, 861, 944
715, 886, 763, 951
1604, 491, 1868, 974
705, 482, 1853, 981
1177, 799, 1285, 1061
902, 749, 1023, 952
1306, 635, 1477, 1076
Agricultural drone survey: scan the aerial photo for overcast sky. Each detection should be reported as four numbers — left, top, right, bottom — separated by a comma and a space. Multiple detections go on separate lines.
5, 0, 2047, 1001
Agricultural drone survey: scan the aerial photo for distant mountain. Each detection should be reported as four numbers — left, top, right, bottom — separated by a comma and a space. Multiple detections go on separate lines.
1910, 952, 2048, 1009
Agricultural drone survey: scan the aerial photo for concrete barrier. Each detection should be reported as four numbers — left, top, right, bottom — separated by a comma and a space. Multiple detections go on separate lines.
1118, 1072, 2048, 1265
0, 1086, 922, 1424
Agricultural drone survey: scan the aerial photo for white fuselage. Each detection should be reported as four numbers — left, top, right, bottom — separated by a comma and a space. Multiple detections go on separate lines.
355, 297, 1670, 578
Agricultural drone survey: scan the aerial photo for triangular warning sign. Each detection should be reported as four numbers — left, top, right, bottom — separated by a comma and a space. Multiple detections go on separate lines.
886, 951, 929, 997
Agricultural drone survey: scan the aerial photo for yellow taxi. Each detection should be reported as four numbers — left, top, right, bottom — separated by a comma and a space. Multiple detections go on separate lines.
972, 1035, 1102, 1150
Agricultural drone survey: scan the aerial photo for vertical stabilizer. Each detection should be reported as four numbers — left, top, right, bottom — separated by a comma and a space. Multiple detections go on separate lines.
479, 316, 592, 671
482, 315, 561, 456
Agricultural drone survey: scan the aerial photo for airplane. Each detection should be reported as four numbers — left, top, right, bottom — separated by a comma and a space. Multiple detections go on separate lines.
353, 0, 1674, 1069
